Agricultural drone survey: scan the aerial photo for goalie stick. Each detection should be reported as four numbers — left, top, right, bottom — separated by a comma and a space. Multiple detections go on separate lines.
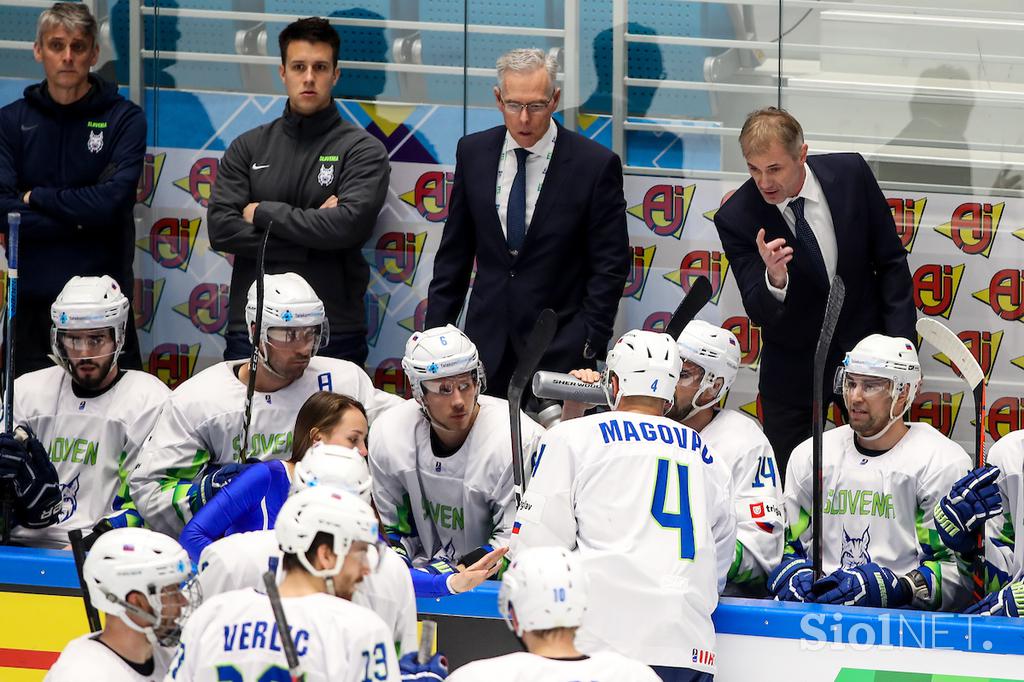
812, 275, 845, 580
2, 212, 18, 544
509, 308, 557, 506
916, 317, 987, 600
262, 570, 302, 682
532, 275, 714, 405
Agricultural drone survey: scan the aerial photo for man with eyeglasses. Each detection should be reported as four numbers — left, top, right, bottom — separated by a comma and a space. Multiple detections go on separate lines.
768, 334, 972, 612
0, 2, 145, 377
208, 16, 389, 366
368, 325, 543, 585
9, 276, 167, 548
426, 47, 628, 406
131, 273, 401, 535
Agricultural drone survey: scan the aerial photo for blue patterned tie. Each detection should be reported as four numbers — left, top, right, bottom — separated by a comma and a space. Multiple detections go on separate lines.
789, 197, 829, 285
506, 147, 530, 254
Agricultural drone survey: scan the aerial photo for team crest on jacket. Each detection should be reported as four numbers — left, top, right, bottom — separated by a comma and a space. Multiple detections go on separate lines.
87, 129, 104, 153
317, 163, 334, 187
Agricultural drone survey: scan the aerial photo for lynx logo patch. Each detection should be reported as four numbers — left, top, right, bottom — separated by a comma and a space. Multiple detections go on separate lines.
840, 526, 872, 569
317, 163, 334, 187
87, 129, 104, 153
59, 474, 82, 523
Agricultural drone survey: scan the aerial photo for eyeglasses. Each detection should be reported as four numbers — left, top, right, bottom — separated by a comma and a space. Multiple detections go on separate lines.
421, 376, 477, 396
267, 326, 319, 345
501, 97, 552, 115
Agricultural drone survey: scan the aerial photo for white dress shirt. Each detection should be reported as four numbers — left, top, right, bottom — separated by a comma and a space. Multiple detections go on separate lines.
766, 162, 838, 301
495, 122, 557, 240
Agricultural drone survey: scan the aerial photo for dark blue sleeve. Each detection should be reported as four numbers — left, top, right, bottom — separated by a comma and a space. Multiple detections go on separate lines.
410, 568, 455, 600
179, 462, 275, 563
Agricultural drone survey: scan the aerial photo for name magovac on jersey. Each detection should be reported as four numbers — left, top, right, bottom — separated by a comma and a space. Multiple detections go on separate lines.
824, 488, 895, 519
232, 431, 294, 458
422, 498, 464, 530
598, 419, 713, 463
223, 619, 310, 656
49, 437, 99, 465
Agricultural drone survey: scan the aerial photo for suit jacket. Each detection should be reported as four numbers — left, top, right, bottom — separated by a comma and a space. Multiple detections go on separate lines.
426, 122, 629, 381
715, 153, 916, 407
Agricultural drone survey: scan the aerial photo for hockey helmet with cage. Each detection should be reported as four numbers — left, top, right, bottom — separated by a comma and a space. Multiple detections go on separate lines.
275, 485, 381, 594
401, 325, 486, 402
83, 528, 199, 646
50, 275, 130, 367
603, 329, 681, 409
245, 273, 329, 357
291, 442, 373, 504
498, 546, 588, 637
675, 320, 741, 413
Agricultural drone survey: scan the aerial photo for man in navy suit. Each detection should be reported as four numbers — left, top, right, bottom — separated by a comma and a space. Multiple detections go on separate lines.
715, 108, 916, 474
426, 48, 628, 400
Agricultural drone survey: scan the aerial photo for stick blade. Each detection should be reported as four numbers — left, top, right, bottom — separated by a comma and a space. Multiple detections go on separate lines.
916, 318, 984, 389
665, 275, 713, 339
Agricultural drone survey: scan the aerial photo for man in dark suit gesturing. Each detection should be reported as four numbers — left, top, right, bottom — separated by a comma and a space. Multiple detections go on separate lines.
426, 48, 629, 400
715, 107, 916, 473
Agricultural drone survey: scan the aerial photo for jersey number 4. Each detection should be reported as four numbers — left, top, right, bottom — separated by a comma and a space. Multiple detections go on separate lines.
651, 458, 696, 560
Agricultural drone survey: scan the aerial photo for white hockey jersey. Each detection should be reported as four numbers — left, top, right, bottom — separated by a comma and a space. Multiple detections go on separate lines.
195, 529, 417, 655
785, 423, 972, 610
512, 411, 736, 673
447, 650, 661, 682
700, 409, 785, 592
984, 430, 1024, 589
166, 588, 399, 682
13, 366, 169, 548
131, 357, 401, 533
368, 395, 543, 563
45, 633, 173, 681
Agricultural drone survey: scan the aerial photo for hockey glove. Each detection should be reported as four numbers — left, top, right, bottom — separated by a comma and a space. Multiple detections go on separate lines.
934, 466, 1002, 554
812, 562, 911, 608
0, 428, 61, 529
964, 581, 1024, 617
424, 557, 459, 575
459, 544, 509, 580
767, 556, 815, 602
399, 652, 448, 681
189, 462, 248, 513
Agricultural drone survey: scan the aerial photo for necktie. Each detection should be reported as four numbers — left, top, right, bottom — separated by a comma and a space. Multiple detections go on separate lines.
506, 147, 530, 254
789, 197, 829, 285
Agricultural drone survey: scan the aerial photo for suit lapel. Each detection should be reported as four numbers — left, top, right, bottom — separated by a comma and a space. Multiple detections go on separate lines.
807, 155, 849, 282
476, 127, 509, 258
520, 121, 570, 257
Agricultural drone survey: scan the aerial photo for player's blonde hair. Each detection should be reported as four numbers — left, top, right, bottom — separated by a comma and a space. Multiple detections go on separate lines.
290, 392, 367, 463
739, 107, 804, 159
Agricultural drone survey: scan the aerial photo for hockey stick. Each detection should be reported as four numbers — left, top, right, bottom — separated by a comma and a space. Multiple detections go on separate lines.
239, 222, 273, 461
812, 275, 845, 580
418, 619, 437, 664
68, 529, 103, 632
262, 570, 302, 682
916, 317, 987, 600
532, 276, 715, 405
508, 308, 558, 506
2, 212, 18, 544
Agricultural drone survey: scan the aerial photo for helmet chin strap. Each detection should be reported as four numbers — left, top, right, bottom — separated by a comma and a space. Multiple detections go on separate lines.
106, 590, 162, 644
849, 387, 905, 443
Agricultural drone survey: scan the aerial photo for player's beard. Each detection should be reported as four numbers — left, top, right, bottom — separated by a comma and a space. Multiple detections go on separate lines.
666, 401, 692, 422
71, 355, 116, 390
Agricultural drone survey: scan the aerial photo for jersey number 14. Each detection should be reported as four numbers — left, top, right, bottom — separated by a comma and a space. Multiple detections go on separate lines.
651, 458, 696, 560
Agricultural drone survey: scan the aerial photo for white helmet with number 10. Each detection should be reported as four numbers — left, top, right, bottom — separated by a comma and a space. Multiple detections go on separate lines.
603, 329, 681, 409
401, 325, 486, 402
498, 546, 588, 637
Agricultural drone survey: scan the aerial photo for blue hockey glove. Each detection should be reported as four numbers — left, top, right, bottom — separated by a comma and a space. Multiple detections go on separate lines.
767, 556, 815, 602
424, 557, 458, 575
0, 427, 61, 529
189, 462, 248, 513
399, 652, 448, 681
934, 466, 1002, 553
812, 562, 911, 608
965, 581, 1024, 617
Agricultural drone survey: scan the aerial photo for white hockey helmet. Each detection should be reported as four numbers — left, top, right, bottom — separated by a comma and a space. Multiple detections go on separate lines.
291, 442, 373, 504
603, 329, 681, 409
50, 275, 130, 366
275, 485, 380, 594
245, 273, 329, 359
676, 320, 741, 412
498, 546, 588, 637
83, 528, 199, 646
401, 325, 486, 402
835, 335, 921, 439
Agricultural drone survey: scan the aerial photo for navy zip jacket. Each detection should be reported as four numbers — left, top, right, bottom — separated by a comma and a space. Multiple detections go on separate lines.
0, 74, 146, 299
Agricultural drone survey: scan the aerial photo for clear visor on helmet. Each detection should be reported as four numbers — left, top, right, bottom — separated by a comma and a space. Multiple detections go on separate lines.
148, 574, 202, 647
833, 367, 892, 398
348, 539, 385, 574
677, 361, 705, 388
52, 327, 118, 362
265, 321, 329, 352
420, 370, 480, 397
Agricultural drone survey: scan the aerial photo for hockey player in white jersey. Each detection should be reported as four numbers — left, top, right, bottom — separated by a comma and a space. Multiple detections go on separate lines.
46, 527, 199, 681
167, 485, 400, 682
13, 276, 169, 548
770, 334, 972, 611
130, 273, 401, 534
932, 430, 1024, 617
449, 546, 660, 682
514, 330, 736, 681
194, 442, 418, 655
369, 325, 543, 575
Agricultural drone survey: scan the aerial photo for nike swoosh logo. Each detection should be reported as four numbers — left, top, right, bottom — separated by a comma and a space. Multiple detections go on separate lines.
252, 163, 270, 170
21, 124, 38, 132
